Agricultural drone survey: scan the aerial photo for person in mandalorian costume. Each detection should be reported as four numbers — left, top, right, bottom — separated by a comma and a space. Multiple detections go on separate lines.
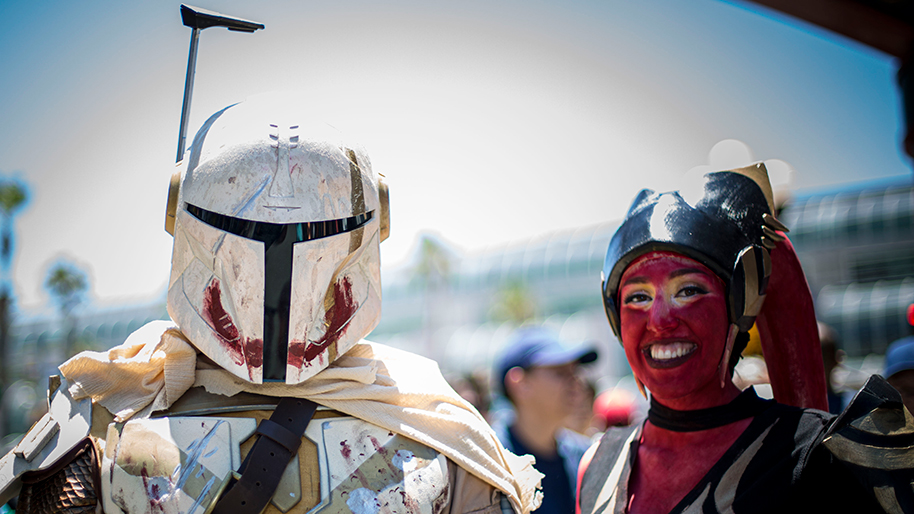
576, 163, 914, 514
0, 94, 542, 514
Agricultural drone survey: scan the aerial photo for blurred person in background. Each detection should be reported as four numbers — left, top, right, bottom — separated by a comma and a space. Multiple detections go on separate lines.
495, 327, 598, 514
884, 304, 914, 415
448, 370, 493, 421
565, 380, 598, 438
818, 321, 847, 414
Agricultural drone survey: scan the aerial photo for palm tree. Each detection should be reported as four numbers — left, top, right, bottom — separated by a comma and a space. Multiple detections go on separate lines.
0, 183, 26, 271
0, 181, 26, 392
413, 235, 451, 288
490, 280, 537, 323
0, 180, 27, 438
411, 235, 453, 359
45, 262, 88, 358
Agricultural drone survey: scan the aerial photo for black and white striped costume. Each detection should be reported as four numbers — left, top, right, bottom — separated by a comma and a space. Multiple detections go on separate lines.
579, 376, 914, 514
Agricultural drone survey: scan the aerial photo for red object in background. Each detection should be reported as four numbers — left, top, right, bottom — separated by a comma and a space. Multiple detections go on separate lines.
593, 388, 636, 429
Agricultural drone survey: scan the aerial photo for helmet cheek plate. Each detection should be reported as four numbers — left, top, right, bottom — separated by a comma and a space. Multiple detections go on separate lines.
169, 209, 268, 383
286, 225, 381, 384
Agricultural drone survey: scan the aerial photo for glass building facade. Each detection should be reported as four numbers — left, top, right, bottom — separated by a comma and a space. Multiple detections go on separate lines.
780, 178, 914, 357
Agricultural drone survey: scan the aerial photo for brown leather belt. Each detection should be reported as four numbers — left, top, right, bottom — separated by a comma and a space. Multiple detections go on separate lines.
210, 397, 318, 514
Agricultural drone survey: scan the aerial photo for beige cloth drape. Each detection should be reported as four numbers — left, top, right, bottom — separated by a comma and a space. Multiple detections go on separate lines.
59, 321, 542, 513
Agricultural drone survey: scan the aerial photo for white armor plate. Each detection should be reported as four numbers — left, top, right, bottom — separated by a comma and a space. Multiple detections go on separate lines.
315, 417, 450, 513
100, 412, 450, 514
102, 417, 257, 514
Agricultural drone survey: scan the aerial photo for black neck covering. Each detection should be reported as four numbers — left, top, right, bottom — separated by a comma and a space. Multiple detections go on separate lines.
648, 387, 773, 432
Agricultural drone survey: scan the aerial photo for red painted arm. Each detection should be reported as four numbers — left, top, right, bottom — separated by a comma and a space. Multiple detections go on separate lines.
755, 236, 829, 410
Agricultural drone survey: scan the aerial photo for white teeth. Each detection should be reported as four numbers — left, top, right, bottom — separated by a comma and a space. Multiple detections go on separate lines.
650, 342, 696, 360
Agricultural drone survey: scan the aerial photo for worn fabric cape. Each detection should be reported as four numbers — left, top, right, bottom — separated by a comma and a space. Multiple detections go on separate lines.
59, 320, 543, 514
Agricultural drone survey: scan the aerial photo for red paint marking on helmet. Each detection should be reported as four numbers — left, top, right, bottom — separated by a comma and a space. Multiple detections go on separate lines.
202, 280, 244, 366
303, 277, 358, 364
288, 341, 306, 369
244, 338, 263, 369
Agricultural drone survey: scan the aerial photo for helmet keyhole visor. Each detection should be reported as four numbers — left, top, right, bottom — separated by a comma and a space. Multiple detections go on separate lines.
186, 203, 373, 381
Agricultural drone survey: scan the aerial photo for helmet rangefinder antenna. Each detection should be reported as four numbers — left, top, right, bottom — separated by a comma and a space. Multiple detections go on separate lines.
175, 4, 264, 163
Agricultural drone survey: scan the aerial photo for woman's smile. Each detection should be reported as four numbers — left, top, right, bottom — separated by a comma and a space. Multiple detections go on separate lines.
641, 340, 697, 368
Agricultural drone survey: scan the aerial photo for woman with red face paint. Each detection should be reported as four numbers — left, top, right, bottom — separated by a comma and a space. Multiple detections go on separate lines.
576, 164, 914, 514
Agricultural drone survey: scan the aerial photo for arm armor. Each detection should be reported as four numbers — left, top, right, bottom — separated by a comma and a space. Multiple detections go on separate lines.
823, 374, 914, 512
0, 378, 94, 507
15, 438, 99, 514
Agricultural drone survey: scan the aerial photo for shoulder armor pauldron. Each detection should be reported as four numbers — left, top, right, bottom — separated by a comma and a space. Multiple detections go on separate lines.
0, 377, 93, 506
823, 374, 914, 512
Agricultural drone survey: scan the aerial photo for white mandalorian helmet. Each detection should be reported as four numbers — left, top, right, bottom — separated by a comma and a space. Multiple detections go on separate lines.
164, 94, 389, 384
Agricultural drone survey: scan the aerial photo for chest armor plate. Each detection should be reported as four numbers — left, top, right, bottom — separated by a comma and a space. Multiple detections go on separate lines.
100, 411, 450, 514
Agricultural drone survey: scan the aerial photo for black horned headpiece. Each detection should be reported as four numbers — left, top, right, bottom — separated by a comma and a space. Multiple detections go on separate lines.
601, 163, 788, 339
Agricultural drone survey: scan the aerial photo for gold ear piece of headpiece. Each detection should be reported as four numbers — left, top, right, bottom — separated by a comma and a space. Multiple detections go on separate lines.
165, 167, 182, 236
378, 176, 390, 242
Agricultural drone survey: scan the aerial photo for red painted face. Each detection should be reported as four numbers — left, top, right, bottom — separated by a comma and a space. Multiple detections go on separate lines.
619, 251, 732, 409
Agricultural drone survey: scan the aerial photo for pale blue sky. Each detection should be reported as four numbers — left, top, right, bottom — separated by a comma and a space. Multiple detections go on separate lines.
0, 0, 909, 309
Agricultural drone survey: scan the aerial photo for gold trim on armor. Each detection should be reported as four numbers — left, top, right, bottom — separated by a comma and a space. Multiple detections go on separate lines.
850, 406, 914, 437
823, 433, 914, 470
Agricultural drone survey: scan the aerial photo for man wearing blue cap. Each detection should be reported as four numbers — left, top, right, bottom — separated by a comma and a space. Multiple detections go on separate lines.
885, 304, 914, 415
494, 327, 598, 514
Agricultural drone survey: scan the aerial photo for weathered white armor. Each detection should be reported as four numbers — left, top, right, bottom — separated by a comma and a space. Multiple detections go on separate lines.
104, 399, 450, 513
1, 380, 454, 514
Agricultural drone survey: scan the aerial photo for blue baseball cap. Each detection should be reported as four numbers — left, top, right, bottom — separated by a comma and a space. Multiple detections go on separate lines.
885, 336, 914, 380
495, 327, 598, 395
